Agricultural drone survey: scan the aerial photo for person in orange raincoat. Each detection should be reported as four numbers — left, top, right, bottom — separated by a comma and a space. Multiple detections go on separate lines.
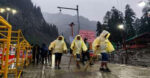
92, 30, 115, 72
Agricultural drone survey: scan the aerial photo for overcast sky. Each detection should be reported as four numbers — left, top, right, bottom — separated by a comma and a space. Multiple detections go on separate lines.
31, 0, 145, 22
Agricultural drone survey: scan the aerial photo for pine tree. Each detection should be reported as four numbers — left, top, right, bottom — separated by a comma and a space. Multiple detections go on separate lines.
139, 1, 150, 34
105, 7, 124, 43
125, 4, 136, 39
96, 21, 102, 36
0, 0, 59, 45
133, 18, 141, 35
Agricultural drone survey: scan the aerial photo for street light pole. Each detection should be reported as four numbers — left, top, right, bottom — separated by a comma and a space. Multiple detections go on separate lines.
76, 5, 80, 34
57, 5, 80, 34
118, 24, 128, 64
6, 12, 9, 21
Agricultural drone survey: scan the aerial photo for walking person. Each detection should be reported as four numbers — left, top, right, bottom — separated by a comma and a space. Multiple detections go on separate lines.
32, 44, 40, 64
32, 44, 36, 64
49, 36, 67, 69
47, 50, 52, 65
82, 38, 93, 65
70, 35, 87, 69
93, 30, 115, 72
35, 44, 40, 65
41, 43, 49, 64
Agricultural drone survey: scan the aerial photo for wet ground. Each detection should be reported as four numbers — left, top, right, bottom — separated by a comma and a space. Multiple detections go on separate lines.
20, 55, 150, 78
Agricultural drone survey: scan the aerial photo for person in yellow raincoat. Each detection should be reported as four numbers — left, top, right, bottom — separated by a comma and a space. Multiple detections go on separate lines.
70, 35, 87, 68
92, 30, 115, 72
49, 36, 67, 69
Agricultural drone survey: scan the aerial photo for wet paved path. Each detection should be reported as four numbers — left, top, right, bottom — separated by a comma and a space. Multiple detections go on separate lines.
21, 55, 150, 78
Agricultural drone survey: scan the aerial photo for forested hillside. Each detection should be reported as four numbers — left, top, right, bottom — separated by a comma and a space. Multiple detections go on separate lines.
0, 0, 59, 45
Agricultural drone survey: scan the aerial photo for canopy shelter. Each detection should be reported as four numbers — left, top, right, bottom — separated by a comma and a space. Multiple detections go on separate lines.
126, 33, 150, 49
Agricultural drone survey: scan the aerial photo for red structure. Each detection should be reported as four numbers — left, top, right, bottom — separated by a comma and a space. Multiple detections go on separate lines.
126, 33, 150, 49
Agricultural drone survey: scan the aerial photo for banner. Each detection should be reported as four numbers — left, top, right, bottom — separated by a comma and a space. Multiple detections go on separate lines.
79, 30, 96, 42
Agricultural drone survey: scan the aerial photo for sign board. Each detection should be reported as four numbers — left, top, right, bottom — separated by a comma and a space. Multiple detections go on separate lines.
79, 30, 96, 43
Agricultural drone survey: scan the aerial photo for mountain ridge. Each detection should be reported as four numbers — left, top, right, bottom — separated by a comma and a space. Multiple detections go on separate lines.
43, 12, 97, 42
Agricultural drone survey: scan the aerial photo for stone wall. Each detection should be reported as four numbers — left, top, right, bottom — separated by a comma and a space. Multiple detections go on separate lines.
110, 47, 150, 67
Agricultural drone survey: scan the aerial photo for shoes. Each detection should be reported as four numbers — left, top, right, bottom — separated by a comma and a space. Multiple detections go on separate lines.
90, 63, 94, 65
58, 66, 61, 69
77, 64, 81, 69
104, 68, 111, 72
99, 68, 104, 71
82, 62, 85, 65
55, 66, 61, 69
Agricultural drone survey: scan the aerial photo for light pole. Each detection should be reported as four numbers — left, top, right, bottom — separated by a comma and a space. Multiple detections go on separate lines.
118, 24, 128, 64
118, 24, 125, 50
57, 5, 80, 34
0, 7, 17, 21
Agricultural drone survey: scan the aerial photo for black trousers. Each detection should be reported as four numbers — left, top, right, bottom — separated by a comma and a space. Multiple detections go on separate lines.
55, 53, 62, 62
82, 52, 90, 62
36, 55, 39, 64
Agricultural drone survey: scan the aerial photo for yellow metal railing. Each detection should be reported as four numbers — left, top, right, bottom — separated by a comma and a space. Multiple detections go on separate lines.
0, 16, 12, 78
0, 16, 32, 78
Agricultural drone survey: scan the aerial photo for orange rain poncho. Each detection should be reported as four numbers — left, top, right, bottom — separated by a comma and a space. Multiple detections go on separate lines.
92, 30, 115, 55
70, 35, 87, 55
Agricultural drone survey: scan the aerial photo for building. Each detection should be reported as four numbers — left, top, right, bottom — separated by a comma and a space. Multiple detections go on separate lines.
126, 33, 150, 49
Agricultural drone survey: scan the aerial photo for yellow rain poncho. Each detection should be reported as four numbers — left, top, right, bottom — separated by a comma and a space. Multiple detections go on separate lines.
49, 36, 67, 53
70, 35, 87, 55
92, 30, 115, 55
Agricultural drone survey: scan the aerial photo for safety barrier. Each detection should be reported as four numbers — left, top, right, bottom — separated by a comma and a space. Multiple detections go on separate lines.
0, 16, 12, 78
0, 16, 32, 78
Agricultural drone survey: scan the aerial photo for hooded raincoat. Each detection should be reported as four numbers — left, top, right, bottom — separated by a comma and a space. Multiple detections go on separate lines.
92, 30, 115, 55
49, 36, 67, 53
70, 35, 87, 55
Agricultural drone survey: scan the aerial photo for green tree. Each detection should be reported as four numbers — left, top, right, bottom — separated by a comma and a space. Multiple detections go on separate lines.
104, 7, 124, 43
139, 1, 150, 34
0, 0, 59, 45
96, 21, 102, 36
125, 4, 136, 39
133, 18, 141, 35
103, 11, 111, 25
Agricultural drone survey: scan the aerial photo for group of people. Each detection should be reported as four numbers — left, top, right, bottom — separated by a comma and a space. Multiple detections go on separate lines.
32, 43, 50, 65
49, 30, 115, 72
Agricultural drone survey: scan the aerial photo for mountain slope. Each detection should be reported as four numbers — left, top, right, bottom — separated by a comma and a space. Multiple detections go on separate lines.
0, 0, 59, 45
43, 13, 97, 42
43, 13, 97, 32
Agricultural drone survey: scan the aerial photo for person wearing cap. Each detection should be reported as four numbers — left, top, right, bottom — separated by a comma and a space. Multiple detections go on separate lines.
70, 35, 87, 68
92, 30, 115, 72
49, 36, 67, 69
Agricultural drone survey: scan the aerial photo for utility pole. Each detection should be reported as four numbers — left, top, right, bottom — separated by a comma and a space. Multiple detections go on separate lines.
69, 22, 75, 37
57, 5, 80, 34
